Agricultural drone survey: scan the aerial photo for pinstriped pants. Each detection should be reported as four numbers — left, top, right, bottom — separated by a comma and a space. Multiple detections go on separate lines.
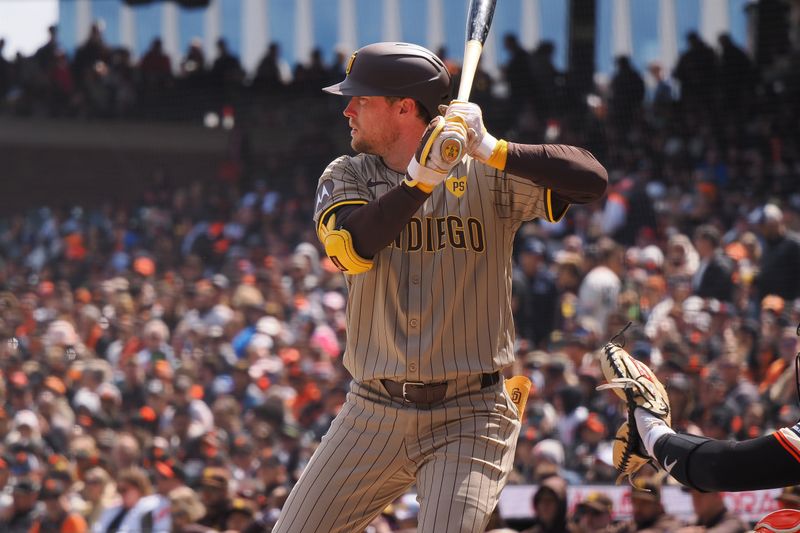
273, 374, 521, 533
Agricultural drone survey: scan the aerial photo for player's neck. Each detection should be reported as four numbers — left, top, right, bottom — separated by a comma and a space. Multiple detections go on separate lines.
381, 122, 427, 174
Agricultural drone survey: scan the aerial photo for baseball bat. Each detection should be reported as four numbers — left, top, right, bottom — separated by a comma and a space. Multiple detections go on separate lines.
439, 0, 498, 164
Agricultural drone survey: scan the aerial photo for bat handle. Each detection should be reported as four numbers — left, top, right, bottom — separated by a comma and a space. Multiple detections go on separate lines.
438, 132, 464, 165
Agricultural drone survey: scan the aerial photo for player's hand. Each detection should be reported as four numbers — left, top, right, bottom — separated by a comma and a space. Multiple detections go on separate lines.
441, 101, 498, 162
406, 116, 467, 192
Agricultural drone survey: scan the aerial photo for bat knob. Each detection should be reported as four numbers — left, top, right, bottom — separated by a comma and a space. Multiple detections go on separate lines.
439, 135, 464, 165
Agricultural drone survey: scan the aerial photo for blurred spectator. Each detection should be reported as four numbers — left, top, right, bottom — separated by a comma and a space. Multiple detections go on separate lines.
573, 491, 614, 532
168, 486, 207, 532
30, 476, 88, 533
92, 467, 152, 533
717, 33, 755, 115
254, 42, 288, 93
778, 485, 800, 510
618, 476, 681, 532
502, 34, 534, 105
514, 238, 558, 348
520, 475, 571, 533
691, 225, 734, 301
609, 56, 645, 131
0, 477, 39, 533
755, 204, 800, 301
197, 466, 233, 530
577, 237, 622, 335
673, 31, 717, 112
678, 488, 747, 533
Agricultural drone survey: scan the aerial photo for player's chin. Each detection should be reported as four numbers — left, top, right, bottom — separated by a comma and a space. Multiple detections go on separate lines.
351, 137, 372, 154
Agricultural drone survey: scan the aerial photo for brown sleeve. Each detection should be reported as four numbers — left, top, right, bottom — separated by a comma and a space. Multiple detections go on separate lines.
505, 143, 608, 204
324, 182, 429, 259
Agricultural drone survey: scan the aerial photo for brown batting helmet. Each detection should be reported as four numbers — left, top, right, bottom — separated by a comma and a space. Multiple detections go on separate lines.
323, 42, 452, 118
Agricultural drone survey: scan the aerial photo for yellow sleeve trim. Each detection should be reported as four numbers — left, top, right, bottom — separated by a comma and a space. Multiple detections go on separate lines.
545, 189, 570, 223
402, 177, 434, 194
486, 139, 508, 170
316, 199, 368, 241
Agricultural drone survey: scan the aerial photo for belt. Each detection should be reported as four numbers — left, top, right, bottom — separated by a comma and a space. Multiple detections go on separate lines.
381, 372, 500, 407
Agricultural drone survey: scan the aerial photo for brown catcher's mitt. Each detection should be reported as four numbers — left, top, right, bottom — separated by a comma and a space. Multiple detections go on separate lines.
597, 340, 671, 483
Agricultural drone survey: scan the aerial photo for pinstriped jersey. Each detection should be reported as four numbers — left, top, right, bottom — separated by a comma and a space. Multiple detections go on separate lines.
314, 153, 562, 383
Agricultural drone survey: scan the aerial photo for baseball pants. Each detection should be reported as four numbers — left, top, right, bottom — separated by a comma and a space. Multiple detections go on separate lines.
273, 374, 521, 532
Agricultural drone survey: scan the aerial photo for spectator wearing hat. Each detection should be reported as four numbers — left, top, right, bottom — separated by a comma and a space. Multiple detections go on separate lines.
139, 460, 187, 532
573, 491, 614, 532
521, 474, 572, 533
92, 467, 154, 533
0, 477, 39, 533
197, 466, 233, 530
691, 225, 735, 302
513, 237, 558, 349
681, 488, 746, 533
168, 486, 209, 533
617, 477, 681, 532
756, 204, 800, 301
225, 497, 256, 531
231, 285, 267, 359
30, 476, 88, 533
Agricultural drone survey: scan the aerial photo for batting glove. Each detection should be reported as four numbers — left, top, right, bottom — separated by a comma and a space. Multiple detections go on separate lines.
406, 116, 467, 193
441, 101, 499, 162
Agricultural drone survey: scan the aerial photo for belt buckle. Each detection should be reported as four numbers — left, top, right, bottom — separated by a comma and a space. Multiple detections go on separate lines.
401, 381, 426, 403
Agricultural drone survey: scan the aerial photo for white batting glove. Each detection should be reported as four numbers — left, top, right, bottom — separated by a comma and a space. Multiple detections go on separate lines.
406, 116, 467, 192
441, 101, 498, 162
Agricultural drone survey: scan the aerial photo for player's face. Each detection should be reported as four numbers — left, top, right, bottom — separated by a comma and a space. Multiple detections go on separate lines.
632, 497, 661, 525
343, 96, 401, 155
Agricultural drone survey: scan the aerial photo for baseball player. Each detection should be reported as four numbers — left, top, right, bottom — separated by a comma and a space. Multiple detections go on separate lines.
273, 42, 607, 533
598, 332, 800, 493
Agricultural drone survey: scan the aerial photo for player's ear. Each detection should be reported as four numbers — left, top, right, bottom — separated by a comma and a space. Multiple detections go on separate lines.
396, 97, 417, 116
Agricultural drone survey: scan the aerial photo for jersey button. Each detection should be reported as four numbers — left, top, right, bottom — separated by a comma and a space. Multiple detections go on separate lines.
411, 275, 420, 284
409, 362, 417, 372
409, 319, 418, 328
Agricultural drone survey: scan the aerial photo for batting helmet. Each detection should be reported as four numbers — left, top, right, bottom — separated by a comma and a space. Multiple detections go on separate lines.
323, 42, 452, 119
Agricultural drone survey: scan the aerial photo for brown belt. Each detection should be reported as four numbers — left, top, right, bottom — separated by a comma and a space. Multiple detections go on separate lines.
381, 372, 500, 408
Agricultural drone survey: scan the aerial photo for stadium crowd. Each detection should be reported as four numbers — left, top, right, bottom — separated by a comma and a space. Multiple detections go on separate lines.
1, 17, 800, 533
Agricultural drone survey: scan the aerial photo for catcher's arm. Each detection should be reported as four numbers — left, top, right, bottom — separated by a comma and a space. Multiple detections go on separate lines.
647, 420, 800, 491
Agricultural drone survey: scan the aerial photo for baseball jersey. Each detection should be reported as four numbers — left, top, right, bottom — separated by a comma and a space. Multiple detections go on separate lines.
314, 153, 564, 383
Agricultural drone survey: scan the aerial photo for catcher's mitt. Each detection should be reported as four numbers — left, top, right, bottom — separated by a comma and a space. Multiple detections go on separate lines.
597, 338, 671, 483
611, 421, 651, 484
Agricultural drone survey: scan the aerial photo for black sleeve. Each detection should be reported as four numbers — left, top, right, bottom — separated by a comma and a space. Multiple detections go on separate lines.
505, 143, 608, 205
323, 182, 429, 259
654, 432, 800, 491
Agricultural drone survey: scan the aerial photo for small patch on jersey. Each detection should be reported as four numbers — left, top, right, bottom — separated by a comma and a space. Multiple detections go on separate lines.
315, 181, 334, 214
446, 175, 467, 198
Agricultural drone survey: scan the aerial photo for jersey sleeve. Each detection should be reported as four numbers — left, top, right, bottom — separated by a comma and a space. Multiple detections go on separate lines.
484, 161, 569, 225
313, 156, 371, 229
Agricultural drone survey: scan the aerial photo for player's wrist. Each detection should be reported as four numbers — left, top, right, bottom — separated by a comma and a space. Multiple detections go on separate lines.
406, 157, 445, 193
403, 177, 435, 194
477, 136, 507, 170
